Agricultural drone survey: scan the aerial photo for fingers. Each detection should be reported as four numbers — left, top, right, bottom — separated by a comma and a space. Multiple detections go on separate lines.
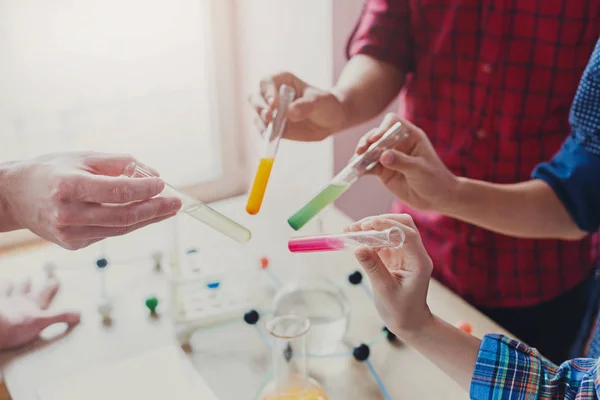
84, 154, 160, 177
355, 114, 425, 158
349, 214, 431, 275
355, 128, 379, 155
55, 197, 182, 227
255, 72, 306, 126
287, 96, 316, 123
356, 113, 401, 155
58, 174, 166, 204
34, 310, 81, 331
379, 149, 423, 173
56, 211, 178, 244
259, 76, 279, 109
249, 93, 273, 127
354, 247, 394, 291
36, 280, 60, 310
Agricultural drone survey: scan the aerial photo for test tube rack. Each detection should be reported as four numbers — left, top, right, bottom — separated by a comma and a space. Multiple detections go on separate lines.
166, 247, 261, 346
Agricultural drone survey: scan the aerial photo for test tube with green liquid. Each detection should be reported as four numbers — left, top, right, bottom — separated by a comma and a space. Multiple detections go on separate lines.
287, 121, 409, 231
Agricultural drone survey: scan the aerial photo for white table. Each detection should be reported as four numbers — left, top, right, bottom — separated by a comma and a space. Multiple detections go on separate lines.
0, 196, 516, 399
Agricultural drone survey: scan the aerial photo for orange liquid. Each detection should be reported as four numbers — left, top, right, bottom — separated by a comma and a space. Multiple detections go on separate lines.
246, 157, 274, 215
261, 375, 328, 400
262, 385, 328, 400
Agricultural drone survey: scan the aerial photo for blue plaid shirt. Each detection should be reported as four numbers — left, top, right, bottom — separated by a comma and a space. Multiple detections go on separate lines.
470, 37, 600, 399
471, 335, 600, 399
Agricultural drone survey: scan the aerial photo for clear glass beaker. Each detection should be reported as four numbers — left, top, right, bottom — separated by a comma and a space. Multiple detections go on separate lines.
260, 315, 328, 400
272, 277, 349, 356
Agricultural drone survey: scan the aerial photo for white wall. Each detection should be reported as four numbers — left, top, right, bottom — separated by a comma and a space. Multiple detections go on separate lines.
331, 0, 400, 220
235, 0, 398, 222
234, 0, 335, 220
0, 0, 219, 187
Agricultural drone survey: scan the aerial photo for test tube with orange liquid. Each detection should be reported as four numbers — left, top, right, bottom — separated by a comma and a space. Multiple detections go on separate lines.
246, 84, 296, 215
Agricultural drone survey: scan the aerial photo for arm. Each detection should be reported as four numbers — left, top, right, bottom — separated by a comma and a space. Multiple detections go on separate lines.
443, 178, 586, 240
0, 153, 181, 250
405, 316, 481, 391
332, 55, 405, 129
349, 214, 600, 398
249, 0, 410, 141
356, 116, 597, 240
407, 317, 600, 398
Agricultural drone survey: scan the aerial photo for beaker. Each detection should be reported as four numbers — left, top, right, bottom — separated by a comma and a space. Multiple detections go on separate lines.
260, 315, 328, 400
273, 277, 349, 356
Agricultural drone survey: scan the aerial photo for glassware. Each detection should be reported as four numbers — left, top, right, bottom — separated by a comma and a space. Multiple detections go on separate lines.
132, 165, 251, 243
246, 84, 296, 215
273, 277, 349, 356
288, 121, 409, 230
259, 315, 328, 400
288, 227, 405, 253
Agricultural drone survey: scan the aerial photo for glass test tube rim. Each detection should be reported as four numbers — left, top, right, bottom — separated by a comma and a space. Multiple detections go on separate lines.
265, 84, 296, 146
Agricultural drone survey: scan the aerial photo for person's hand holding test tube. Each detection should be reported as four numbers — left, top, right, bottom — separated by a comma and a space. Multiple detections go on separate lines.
287, 121, 409, 230
131, 165, 251, 243
246, 84, 296, 215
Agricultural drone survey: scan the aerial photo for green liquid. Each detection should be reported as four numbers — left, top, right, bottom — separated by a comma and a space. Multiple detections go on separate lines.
288, 183, 349, 231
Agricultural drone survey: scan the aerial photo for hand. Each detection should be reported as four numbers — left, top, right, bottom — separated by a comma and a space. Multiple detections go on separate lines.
347, 214, 434, 339
2, 152, 182, 250
355, 113, 460, 212
0, 278, 80, 350
248, 72, 349, 141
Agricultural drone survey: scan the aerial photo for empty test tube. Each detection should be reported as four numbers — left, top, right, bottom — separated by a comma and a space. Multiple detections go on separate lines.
246, 84, 296, 215
288, 227, 405, 253
288, 121, 409, 231
132, 165, 251, 243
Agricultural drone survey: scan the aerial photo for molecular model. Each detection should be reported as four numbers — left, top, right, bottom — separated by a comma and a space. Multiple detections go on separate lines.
188, 261, 403, 400
49, 244, 472, 399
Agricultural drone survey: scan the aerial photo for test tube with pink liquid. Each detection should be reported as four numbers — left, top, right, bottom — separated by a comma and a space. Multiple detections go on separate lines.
288, 227, 405, 253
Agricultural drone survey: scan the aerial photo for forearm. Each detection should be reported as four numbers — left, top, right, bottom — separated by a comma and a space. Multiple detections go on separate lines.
440, 178, 586, 240
404, 316, 480, 391
332, 55, 405, 129
0, 162, 21, 232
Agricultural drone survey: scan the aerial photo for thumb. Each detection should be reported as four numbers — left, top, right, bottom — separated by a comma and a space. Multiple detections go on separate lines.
380, 150, 422, 174
287, 96, 319, 122
354, 247, 394, 291
34, 310, 81, 331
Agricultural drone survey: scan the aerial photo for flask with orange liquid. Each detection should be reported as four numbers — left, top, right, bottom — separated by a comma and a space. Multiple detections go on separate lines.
259, 315, 328, 400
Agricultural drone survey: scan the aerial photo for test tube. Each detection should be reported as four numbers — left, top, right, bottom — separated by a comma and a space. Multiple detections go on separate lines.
132, 165, 251, 244
246, 84, 296, 215
287, 121, 409, 230
288, 227, 405, 253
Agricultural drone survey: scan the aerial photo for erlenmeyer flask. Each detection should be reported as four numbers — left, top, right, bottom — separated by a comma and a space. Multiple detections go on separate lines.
260, 315, 328, 400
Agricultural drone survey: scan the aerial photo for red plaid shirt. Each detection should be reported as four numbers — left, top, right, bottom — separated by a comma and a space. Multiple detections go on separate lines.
348, 0, 600, 307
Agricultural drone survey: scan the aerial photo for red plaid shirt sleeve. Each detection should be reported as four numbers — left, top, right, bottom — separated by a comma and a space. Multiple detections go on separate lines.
346, 0, 415, 73
344, 0, 600, 308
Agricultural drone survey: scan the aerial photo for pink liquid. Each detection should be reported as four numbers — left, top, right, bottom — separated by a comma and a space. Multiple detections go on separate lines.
288, 237, 346, 253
